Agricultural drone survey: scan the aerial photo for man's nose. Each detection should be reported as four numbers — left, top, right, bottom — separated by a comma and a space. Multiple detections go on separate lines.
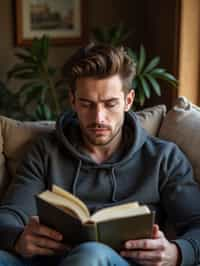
94, 105, 106, 123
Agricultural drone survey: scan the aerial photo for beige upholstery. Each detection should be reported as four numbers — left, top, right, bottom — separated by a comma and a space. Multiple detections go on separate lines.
0, 117, 54, 198
0, 103, 172, 199
159, 96, 200, 183
136, 105, 167, 136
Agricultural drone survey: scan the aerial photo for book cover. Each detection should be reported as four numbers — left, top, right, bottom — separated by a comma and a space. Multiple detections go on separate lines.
36, 190, 155, 250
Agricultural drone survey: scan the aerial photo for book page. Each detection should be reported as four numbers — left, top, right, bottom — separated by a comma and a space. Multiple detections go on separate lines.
38, 190, 90, 222
52, 185, 90, 217
90, 202, 150, 223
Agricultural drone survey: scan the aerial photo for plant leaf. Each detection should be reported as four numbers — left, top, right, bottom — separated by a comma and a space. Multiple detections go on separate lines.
144, 57, 160, 73
18, 82, 48, 101
150, 68, 166, 75
138, 76, 151, 98
41, 35, 49, 61
145, 74, 161, 95
18, 81, 42, 95
127, 48, 137, 64
137, 45, 146, 74
33, 103, 54, 120
152, 72, 178, 87
22, 85, 44, 106
7, 63, 37, 80
31, 37, 43, 60
110, 24, 128, 46
160, 72, 178, 82
12, 71, 40, 80
15, 52, 36, 64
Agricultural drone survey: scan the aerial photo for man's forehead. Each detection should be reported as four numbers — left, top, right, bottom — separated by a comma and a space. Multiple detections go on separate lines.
75, 88, 124, 102
76, 75, 122, 89
75, 76, 124, 99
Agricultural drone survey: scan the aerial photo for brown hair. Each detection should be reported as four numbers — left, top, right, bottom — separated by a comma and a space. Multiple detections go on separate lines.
63, 43, 136, 94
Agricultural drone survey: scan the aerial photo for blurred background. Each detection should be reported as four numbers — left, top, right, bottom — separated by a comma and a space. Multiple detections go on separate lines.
0, 0, 199, 119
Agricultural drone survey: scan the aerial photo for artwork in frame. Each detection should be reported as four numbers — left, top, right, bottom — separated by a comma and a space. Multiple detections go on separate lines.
15, 0, 87, 46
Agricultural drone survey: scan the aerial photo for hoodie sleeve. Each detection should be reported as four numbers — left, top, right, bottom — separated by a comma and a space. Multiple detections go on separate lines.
0, 136, 47, 251
160, 143, 200, 266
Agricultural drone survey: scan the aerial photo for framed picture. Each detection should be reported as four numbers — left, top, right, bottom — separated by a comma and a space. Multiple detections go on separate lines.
15, 0, 87, 46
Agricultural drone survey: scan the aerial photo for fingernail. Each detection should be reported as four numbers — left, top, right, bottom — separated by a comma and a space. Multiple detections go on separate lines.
125, 242, 132, 248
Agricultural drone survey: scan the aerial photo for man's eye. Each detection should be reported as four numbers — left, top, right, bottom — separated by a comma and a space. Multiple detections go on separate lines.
80, 102, 92, 108
106, 102, 117, 108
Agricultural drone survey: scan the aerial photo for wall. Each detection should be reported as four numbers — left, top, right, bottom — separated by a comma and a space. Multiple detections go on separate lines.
0, 0, 138, 82
178, 0, 200, 105
0, 1, 187, 109
138, 0, 181, 109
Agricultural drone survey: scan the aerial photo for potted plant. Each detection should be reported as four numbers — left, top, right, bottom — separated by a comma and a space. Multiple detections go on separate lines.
92, 24, 178, 108
7, 36, 67, 120
7, 27, 178, 121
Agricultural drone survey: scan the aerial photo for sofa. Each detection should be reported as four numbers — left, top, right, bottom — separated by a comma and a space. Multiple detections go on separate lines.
0, 96, 199, 204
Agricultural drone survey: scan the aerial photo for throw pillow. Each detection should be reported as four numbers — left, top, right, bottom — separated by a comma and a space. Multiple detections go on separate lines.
136, 105, 167, 136
159, 96, 200, 183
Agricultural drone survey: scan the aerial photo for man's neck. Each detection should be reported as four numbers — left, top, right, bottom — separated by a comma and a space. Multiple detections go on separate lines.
81, 132, 123, 164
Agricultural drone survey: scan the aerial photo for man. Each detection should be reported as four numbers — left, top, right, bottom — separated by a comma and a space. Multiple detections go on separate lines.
0, 43, 200, 266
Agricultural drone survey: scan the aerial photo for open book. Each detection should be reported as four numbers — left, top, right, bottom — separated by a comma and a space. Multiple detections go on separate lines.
36, 185, 155, 250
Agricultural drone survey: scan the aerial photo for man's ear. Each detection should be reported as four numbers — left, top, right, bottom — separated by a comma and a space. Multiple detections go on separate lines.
125, 89, 135, 111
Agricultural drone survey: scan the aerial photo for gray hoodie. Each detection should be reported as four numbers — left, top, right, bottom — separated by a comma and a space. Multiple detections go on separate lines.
0, 111, 200, 265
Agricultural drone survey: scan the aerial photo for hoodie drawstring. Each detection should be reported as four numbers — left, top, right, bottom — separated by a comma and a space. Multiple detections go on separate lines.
111, 167, 117, 202
72, 160, 82, 196
72, 161, 117, 202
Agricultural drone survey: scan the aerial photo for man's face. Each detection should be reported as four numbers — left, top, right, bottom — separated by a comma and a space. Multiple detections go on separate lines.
71, 75, 134, 147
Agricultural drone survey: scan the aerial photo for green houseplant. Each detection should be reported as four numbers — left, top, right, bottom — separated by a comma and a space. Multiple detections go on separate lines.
7, 27, 178, 120
92, 25, 178, 107
0, 81, 26, 119
7, 36, 67, 120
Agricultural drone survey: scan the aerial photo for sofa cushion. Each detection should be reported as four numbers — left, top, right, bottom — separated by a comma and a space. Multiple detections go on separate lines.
159, 96, 200, 183
0, 116, 55, 198
136, 105, 166, 136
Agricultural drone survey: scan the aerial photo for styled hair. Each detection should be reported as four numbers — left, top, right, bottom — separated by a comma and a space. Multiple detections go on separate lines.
63, 43, 136, 94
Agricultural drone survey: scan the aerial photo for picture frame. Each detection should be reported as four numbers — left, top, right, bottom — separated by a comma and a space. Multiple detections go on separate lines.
15, 0, 87, 46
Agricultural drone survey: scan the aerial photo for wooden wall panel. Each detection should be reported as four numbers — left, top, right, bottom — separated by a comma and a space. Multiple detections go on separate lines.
139, 0, 181, 109
178, 0, 200, 105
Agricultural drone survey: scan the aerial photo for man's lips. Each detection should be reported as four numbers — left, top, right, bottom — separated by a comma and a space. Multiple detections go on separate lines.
89, 128, 109, 131
88, 128, 110, 134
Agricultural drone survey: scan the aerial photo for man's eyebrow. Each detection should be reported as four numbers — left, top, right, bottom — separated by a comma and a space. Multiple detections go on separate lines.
78, 97, 119, 103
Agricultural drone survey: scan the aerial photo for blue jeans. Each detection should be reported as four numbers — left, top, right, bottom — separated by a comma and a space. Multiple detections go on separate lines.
0, 242, 137, 266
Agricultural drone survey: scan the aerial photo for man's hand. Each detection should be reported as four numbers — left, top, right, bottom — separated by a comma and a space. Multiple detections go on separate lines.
120, 224, 180, 266
14, 216, 70, 258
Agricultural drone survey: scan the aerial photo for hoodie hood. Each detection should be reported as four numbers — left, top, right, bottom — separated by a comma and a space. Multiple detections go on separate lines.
56, 110, 147, 168
56, 110, 148, 202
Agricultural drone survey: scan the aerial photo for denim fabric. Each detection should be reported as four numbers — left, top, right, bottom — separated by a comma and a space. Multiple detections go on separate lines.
0, 242, 137, 266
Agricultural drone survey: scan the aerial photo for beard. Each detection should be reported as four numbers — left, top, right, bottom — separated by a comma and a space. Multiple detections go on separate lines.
82, 123, 122, 146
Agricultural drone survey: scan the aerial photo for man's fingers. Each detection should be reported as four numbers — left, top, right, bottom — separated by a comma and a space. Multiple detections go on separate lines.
152, 224, 160, 239
29, 216, 39, 225
121, 249, 163, 262
29, 234, 69, 251
28, 217, 63, 241
125, 238, 165, 250
122, 228, 179, 265
30, 216, 39, 222
27, 245, 58, 257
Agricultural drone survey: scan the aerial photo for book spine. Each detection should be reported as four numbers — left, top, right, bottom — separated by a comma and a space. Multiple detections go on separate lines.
82, 223, 98, 241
